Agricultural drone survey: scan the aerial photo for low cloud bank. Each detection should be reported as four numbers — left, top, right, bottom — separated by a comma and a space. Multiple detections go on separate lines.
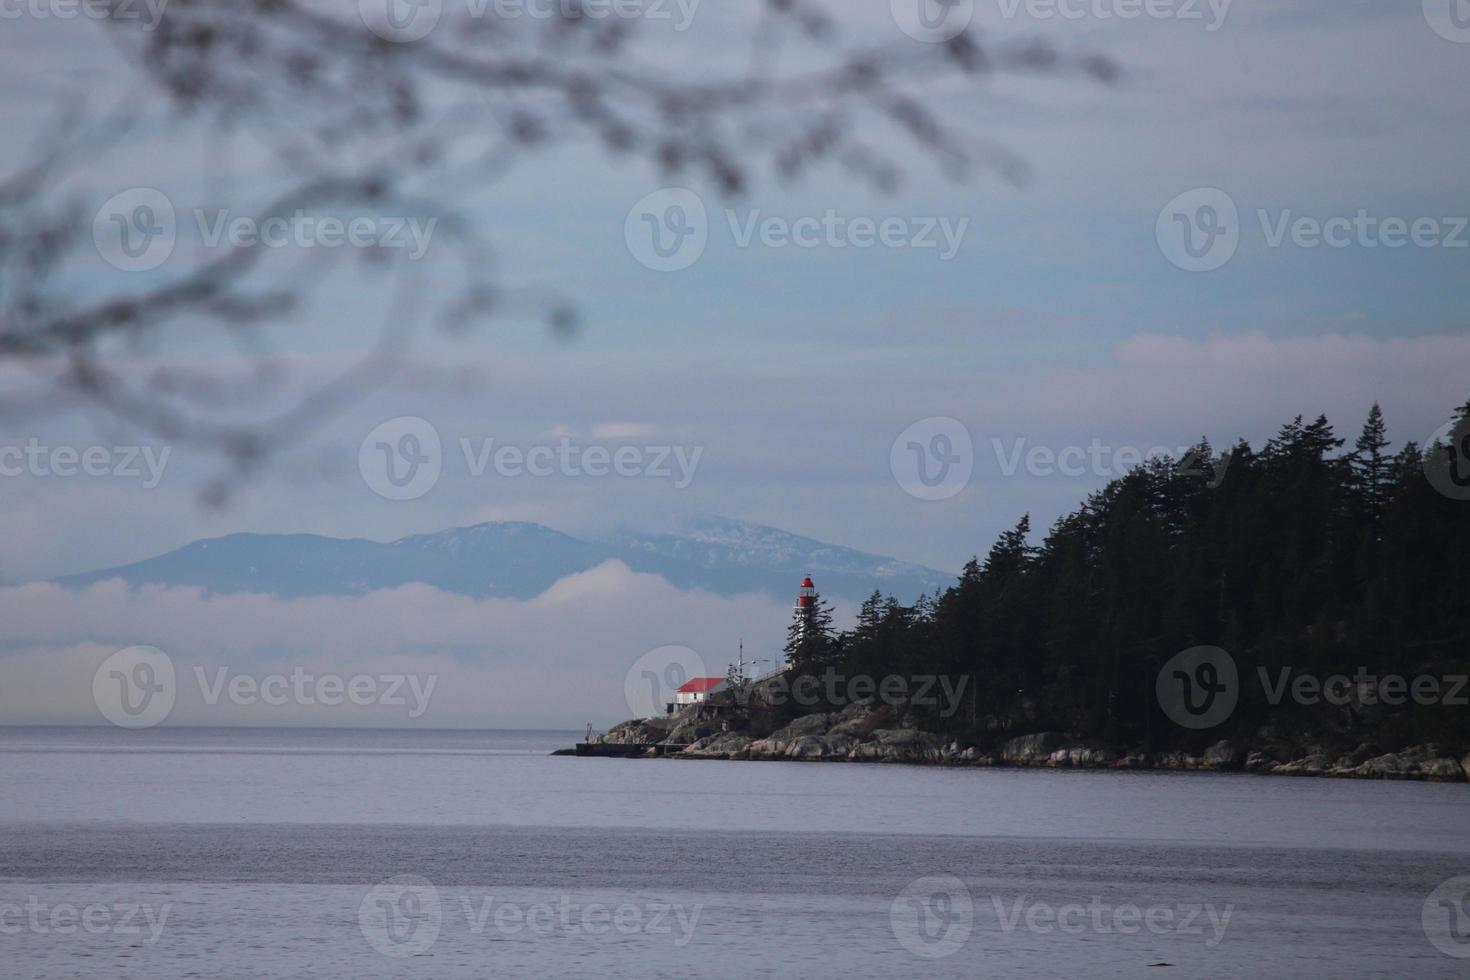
0, 562, 791, 729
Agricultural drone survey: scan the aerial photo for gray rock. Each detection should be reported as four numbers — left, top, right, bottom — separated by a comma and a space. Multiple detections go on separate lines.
1154, 751, 1203, 770
1203, 740, 1242, 770
1342, 745, 1466, 781
822, 733, 857, 757
679, 733, 752, 759
1048, 746, 1118, 768
827, 717, 874, 738
786, 735, 829, 759
1244, 751, 1275, 772
769, 713, 833, 742
1001, 732, 1071, 764
849, 729, 944, 763
1274, 752, 1331, 776
666, 716, 718, 745
601, 720, 668, 745
871, 728, 939, 747
745, 737, 785, 760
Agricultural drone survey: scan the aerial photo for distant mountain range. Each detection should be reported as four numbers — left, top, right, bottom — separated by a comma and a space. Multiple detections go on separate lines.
51, 515, 952, 602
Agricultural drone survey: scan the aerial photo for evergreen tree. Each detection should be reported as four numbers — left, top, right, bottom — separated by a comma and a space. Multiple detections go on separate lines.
784, 589, 836, 675
1348, 402, 1392, 533
812, 401, 1469, 753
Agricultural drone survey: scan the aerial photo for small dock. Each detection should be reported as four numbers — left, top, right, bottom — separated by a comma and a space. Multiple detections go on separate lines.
573, 742, 686, 758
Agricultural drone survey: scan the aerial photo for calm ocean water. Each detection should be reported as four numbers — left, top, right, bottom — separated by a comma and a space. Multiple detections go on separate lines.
2, 726, 1468, 978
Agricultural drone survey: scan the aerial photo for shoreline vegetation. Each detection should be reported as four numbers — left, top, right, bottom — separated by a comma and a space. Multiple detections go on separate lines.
569, 403, 1470, 782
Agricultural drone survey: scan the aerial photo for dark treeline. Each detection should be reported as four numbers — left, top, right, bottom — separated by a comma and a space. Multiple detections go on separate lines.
785, 402, 1470, 754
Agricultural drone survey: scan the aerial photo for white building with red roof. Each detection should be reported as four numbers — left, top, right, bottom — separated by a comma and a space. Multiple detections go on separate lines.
673, 676, 728, 709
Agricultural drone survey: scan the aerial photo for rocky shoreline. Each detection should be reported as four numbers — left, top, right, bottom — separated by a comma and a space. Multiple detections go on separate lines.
591, 701, 1470, 783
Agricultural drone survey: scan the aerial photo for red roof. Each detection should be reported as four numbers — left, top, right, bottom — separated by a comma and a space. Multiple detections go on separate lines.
677, 677, 726, 693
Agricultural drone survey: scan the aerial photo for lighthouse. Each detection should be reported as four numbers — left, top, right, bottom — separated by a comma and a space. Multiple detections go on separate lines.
796, 575, 816, 612
793, 575, 816, 659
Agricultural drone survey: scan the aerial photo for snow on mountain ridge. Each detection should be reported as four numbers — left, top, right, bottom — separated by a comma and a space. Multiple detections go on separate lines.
51, 517, 951, 602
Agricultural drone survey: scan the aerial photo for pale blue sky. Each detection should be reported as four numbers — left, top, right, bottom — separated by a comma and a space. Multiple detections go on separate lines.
2, 2, 1468, 612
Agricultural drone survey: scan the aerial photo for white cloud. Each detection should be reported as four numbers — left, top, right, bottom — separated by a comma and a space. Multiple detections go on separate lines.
0, 563, 790, 730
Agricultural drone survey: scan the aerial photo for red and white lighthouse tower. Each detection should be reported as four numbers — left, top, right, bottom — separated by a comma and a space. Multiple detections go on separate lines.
796, 575, 816, 612
793, 575, 816, 656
